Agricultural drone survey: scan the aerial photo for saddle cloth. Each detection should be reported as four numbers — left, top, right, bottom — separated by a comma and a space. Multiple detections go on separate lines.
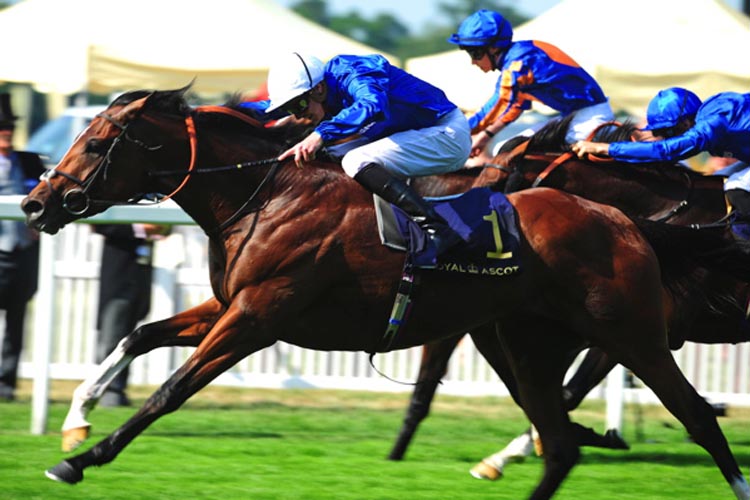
376, 187, 523, 274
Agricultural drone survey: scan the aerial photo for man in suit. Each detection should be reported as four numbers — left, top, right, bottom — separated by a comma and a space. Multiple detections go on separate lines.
0, 93, 45, 401
94, 223, 169, 407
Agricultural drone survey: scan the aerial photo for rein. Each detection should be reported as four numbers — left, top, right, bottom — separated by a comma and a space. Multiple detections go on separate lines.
530, 121, 622, 188
147, 105, 282, 233
514, 121, 730, 227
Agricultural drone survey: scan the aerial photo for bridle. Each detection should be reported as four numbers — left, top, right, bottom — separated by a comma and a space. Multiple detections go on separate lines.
40, 108, 166, 216
41, 102, 282, 232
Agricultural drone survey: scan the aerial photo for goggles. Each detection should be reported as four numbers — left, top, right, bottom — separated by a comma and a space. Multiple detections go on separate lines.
284, 93, 311, 117
460, 45, 488, 61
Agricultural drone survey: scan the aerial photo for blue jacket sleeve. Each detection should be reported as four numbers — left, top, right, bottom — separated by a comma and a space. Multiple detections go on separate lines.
609, 117, 719, 163
315, 63, 390, 142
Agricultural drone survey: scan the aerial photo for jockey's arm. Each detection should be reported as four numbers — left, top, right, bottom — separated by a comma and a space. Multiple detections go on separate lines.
470, 122, 508, 158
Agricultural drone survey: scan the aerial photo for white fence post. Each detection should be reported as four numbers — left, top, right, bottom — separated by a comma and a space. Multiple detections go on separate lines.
605, 364, 625, 432
30, 232, 57, 435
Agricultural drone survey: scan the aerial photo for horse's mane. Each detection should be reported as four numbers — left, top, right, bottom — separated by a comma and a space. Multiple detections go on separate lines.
522, 114, 641, 154
113, 86, 312, 150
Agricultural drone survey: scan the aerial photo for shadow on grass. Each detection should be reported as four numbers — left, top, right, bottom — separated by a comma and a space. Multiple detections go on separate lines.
582, 449, 750, 467
141, 430, 284, 439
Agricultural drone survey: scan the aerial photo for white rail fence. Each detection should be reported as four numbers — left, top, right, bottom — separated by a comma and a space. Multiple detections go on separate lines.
1, 196, 749, 433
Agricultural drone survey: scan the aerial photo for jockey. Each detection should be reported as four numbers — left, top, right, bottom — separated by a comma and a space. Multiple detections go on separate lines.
571, 88, 750, 221
264, 52, 471, 257
448, 9, 615, 158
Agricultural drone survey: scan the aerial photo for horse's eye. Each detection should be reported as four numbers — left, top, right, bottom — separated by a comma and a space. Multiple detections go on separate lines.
85, 138, 109, 156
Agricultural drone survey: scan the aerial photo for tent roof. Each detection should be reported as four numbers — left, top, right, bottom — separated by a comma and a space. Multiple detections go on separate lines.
0, 0, 396, 96
407, 0, 750, 115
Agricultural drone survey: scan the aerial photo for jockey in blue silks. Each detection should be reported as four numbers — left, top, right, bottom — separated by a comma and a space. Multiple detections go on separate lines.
448, 9, 615, 158
254, 52, 471, 257
572, 88, 750, 228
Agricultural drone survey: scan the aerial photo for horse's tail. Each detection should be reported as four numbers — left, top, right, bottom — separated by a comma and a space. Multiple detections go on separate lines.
633, 218, 750, 314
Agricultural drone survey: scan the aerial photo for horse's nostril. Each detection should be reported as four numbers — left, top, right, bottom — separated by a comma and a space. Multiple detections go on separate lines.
22, 198, 43, 216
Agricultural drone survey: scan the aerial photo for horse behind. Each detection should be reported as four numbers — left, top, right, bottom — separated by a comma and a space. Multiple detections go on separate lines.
389, 116, 749, 467
21, 88, 750, 500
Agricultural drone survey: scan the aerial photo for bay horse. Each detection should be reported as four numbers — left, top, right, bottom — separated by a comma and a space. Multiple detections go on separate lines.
21, 88, 750, 500
390, 116, 749, 476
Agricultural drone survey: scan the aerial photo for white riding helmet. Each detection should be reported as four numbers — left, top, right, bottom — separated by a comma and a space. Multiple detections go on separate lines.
266, 52, 325, 113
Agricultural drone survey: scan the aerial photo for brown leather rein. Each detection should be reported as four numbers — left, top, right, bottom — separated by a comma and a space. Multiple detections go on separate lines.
528, 121, 623, 188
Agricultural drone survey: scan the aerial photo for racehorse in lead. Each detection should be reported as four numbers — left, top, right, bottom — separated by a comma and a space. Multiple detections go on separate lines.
390, 116, 750, 478
21, 88, 750, 500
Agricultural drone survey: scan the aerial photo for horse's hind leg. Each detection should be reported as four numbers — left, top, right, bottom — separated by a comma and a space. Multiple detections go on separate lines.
470, 343, 628, 481
61, 298, 224, 452
388, 334, 463, 460
496, 316, 585, 500
468, 322, 534, 480
621, 345, 750, 499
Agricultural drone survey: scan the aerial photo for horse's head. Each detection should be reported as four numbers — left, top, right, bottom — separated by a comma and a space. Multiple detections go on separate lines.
489, 116, 645, 193
22, 88, 192, 234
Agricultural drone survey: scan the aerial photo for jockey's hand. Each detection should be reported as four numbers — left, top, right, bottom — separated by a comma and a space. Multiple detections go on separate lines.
278, 132, 323, 168
470, 132, 491, 158
571, 141, 610, 159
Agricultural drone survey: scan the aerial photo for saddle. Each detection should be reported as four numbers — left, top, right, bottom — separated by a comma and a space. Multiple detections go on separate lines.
376, 187, 522, 273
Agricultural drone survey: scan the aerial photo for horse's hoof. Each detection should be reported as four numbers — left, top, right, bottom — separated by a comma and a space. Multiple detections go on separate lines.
61, 426, 90, 452
469, 460, 503, 481
45, 460, 83, 484
604, 428, 630, 450
533, 436, 544, 457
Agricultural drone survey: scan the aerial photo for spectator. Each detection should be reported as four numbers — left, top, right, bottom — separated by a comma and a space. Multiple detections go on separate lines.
0, 93, 45, 401
95, 223, 169, 407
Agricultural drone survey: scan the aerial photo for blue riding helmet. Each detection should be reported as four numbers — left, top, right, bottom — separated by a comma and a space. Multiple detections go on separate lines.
643, 87, 702, 131
447, 9, 513, 49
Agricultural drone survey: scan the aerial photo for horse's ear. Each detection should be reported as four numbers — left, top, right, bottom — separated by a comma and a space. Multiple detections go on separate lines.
116, 96, 151, 123
176, 80, 195, 98
506, 138, 530, 168
492, 136, 530, 169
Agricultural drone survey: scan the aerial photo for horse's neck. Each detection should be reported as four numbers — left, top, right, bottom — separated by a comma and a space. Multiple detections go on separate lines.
174, 155, 365, 238
552, 160, 726, 222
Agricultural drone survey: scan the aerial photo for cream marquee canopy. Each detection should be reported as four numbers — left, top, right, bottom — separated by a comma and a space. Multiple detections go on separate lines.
0, 0, 395, 96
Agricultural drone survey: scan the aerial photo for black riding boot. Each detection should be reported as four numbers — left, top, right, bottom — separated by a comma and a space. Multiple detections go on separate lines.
353, 163, 462, 255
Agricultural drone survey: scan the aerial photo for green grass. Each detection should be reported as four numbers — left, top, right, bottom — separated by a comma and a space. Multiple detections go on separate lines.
1, 381, 748, 499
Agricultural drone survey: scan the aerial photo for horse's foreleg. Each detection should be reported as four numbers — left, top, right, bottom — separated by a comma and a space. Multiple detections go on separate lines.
468, 322, 534, 480
387, 334, 462, 460
497, 316, 584, 500
61, 298, 225, 452
48, 305, 272, 485
470, 428, 535, 481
